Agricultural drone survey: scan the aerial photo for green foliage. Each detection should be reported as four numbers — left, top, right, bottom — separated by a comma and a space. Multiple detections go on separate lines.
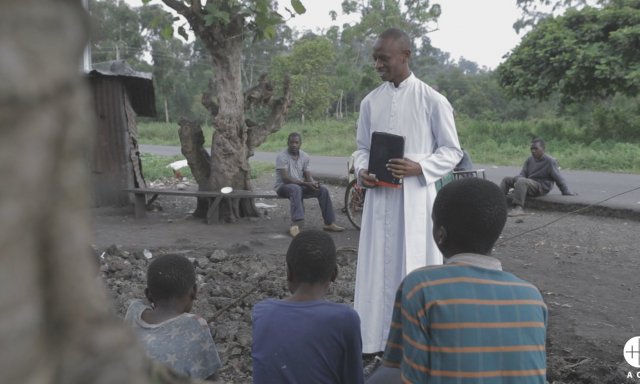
341, 0, 441, 40
499, 0, 640, 103
137, 117, 640, 173
456, 117, 640, 172
140, 153, 272, 181
137, 121, 215, 146
257, 118, 358, 156
204, 3, 230, 26
90, 0, 148, 67
271, 36, 336, 119
140, 153, 193, 181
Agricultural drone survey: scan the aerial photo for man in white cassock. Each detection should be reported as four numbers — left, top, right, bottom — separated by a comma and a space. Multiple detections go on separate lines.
353, 28, 463, 353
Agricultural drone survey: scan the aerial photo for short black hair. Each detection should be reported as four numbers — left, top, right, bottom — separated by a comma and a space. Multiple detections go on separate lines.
433, 178, 507, 255
379, 28, 411, 51
286, 230, 336, 284
288, 132, 301, 142
531, 138, 545, 149
146, 254, 196, 301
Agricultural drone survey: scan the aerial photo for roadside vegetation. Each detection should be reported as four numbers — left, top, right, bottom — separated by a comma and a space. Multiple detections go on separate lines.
138, 117, 640, 176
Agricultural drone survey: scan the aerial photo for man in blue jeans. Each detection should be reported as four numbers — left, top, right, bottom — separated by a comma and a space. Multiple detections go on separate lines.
275, 132, 344, 237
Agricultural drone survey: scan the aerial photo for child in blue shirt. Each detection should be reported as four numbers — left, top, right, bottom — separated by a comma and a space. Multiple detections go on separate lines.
252, 230, 364, 384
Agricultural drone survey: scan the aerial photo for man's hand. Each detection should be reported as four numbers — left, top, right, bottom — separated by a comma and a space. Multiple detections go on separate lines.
358, 169, 378, 188
386, 158, 422, 179
302, 181, 319, 190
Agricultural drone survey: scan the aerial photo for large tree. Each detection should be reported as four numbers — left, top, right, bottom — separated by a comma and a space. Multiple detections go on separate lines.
499, 0, 640, 103
0, 1, 204, 383
513, 0, 609, 32
149, 0, 305, 221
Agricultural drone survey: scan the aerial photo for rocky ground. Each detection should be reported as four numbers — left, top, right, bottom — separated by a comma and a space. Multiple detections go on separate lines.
94, 173, 640, 383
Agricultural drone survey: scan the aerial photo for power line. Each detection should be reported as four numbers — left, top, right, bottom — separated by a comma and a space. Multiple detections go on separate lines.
496, 185, 640, 246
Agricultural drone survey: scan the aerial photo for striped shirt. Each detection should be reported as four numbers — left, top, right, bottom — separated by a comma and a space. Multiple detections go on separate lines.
383, 254, 547, 383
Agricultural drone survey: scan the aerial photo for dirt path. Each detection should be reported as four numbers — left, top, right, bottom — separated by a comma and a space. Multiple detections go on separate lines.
93, 174, 640, 383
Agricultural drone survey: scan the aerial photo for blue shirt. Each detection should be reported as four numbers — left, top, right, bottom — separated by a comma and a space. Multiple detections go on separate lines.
252, 299, 364, 384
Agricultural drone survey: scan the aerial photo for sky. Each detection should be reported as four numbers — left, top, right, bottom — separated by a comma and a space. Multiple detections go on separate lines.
125, 0, 524, 70
283, 0, 524, 70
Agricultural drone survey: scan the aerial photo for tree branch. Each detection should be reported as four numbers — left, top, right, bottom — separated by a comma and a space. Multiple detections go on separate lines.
201, 78, 219, 117
246, 75, 291, 154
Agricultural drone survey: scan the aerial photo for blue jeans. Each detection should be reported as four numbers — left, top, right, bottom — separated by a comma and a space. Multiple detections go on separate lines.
276, 184, 336, 225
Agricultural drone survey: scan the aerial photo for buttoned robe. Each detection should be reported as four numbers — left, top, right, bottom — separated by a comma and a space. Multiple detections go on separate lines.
353, 74, 462, 353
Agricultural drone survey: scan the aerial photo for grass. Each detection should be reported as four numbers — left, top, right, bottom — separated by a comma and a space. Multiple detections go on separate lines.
140, 153, 273, 183
138, 117, 640, 180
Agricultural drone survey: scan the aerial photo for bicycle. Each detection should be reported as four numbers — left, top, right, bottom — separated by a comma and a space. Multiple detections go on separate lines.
344, 156, 366, 230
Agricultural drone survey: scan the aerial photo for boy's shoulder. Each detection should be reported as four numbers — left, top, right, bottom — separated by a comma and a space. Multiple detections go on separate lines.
254, 299, 358, 321
405, 262, 539, 291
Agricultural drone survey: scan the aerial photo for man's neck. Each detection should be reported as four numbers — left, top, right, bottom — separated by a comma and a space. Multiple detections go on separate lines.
392, 71, 411, 87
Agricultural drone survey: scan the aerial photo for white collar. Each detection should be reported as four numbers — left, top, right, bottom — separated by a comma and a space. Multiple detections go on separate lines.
446, 253, 503, 271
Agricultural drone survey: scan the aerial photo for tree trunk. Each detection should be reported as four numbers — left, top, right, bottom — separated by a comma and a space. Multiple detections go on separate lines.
0, 2, 203, 383
164, 96, 170, 123
160, 0, 292, 223
178, 118, 211, 218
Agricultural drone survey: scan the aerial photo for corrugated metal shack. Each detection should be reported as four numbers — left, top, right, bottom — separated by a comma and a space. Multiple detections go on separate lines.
88, 60, 156, 207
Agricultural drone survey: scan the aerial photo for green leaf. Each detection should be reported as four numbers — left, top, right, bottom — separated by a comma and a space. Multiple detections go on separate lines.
141, 0, 151, 4
160, 24, 173, 39
204, 3, 231, 27
290, 0, 306, 15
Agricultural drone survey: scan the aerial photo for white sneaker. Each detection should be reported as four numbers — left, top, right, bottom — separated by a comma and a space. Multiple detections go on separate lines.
508, 206, 526, 217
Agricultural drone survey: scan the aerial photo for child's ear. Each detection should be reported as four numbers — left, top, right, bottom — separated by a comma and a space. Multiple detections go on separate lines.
434, 226, 447, 246
286, 263, 293, 282
331, 266, 338, 282
144, 288, 153, 303
190, 284, 197, 300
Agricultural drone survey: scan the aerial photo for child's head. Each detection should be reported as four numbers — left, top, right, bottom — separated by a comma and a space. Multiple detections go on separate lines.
432, 178, 507, 257
145, 254, 197, 311
286, 230, 337, 286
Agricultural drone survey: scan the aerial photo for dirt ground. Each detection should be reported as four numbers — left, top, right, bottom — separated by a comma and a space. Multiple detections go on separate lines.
93, 173, 640, 383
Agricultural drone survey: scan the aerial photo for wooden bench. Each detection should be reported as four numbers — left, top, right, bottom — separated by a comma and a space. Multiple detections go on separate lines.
124, 188, 278, 224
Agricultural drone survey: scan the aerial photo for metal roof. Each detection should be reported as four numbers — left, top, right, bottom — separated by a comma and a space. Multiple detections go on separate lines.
89, 60, 156, 117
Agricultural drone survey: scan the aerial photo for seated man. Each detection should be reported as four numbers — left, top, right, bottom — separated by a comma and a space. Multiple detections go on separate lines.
274, 132, 344, 237
367, 178, 547, 384
124, 254, 222, 381
501, 138, 576, 216
252, 230, 364, 384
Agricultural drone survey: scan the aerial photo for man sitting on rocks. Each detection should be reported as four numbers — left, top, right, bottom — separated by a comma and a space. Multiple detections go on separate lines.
252, 230, 364, 384
500, 138, 576, 217
274, 132, 344, 237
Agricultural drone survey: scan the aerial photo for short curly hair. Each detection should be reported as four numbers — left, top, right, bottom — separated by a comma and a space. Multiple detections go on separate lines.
146, 254, 196, 301
433, 178, 507, 255
286, 230, 336, 284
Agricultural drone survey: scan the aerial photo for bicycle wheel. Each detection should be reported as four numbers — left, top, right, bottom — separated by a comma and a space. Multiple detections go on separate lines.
344, 179, 365, 230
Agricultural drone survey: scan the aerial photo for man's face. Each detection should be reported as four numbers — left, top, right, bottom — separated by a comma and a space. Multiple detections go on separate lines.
372, 37, 409, 84
530, 142, 544, 160
287, 136, 301, 155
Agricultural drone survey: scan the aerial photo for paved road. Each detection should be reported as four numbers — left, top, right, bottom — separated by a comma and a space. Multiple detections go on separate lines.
140, 144, 640, 217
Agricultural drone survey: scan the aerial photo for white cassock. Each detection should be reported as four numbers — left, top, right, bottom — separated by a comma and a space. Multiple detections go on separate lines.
353, 73, 462, 353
